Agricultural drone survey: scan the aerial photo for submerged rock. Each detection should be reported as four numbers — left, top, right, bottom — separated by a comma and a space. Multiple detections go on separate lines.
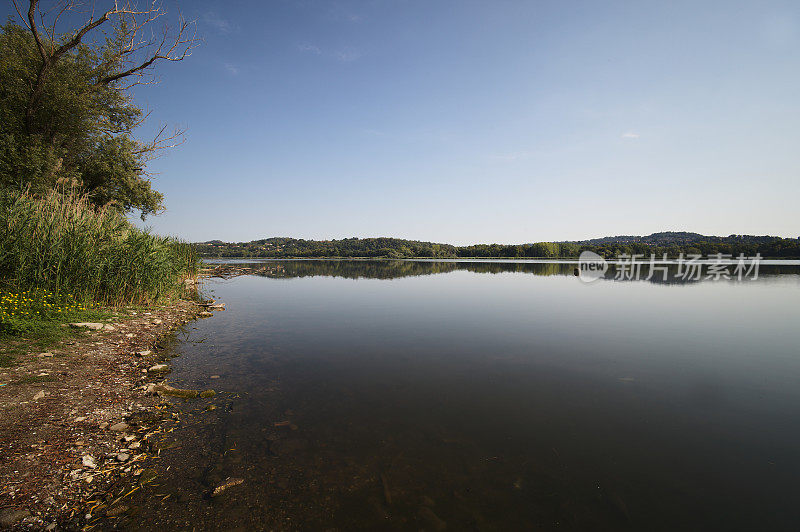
199, 389, 216, 398
106, 505, 129, 517
153, 384, 199, 399
212, 477, 244, 497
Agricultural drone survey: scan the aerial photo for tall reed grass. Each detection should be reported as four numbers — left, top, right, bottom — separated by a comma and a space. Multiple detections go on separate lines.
0, 188, 198, 305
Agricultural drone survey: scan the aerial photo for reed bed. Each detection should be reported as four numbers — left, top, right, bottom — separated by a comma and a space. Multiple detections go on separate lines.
0, 188, 198, 306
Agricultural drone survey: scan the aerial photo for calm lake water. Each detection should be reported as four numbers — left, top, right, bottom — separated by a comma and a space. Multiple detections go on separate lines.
116, 260, 800, 530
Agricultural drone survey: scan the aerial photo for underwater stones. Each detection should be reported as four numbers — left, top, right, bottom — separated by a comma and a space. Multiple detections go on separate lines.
106, 505, 129, 517
199, 389, 216, 398
153, 384, 198, 399
211, 477, 244, 497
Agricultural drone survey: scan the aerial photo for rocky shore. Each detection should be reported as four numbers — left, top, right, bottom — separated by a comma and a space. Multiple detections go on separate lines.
0, 298, 217, 530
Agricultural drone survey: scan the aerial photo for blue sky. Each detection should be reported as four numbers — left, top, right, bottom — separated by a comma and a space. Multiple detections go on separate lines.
6, 1, 800, 244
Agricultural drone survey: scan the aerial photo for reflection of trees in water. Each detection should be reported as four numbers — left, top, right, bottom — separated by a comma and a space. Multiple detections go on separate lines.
207, 260, 800, 284
212, 261, 575, 280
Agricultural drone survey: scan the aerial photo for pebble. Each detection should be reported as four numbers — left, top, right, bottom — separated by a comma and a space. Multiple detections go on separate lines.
148, 364, 170, 373
74, 416, 87, 422
33, 391, 46, 400
137, 350, 152, 357
82, 455, 97, 469
37, 352, 54, 358
116, 453, 130, 462
110, 422, 130, 432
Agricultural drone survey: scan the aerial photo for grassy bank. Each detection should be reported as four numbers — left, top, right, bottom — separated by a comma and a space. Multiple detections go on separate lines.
0, 188, 198, 350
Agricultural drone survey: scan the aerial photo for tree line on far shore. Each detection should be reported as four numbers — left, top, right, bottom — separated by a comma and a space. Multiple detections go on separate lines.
195, 235, 800, 260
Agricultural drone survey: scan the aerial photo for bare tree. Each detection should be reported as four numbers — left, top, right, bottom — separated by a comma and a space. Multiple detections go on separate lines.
12, 0, 199, 156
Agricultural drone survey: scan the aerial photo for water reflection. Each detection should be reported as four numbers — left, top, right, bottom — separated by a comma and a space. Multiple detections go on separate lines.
110, 260, 800, 531
206, 258, 800, 284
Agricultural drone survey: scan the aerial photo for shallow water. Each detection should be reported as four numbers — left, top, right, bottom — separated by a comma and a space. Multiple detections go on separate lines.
115, 260, 800, 530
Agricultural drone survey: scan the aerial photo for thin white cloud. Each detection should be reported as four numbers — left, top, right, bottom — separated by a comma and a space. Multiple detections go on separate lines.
297, 43, 323, 55
224, 63, 239, 75
297, 43, 362, 62
621, 132, 640, 139
333, 47, 362, 62
204, 12, 234, 34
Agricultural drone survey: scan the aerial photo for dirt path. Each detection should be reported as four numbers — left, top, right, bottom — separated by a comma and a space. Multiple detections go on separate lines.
0, 299, 210, 530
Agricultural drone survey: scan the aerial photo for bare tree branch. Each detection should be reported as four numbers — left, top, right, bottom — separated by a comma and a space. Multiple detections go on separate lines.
18, 0, 198, 140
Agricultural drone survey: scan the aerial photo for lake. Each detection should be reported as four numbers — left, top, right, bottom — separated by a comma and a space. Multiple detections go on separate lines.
116, 260, 800, 530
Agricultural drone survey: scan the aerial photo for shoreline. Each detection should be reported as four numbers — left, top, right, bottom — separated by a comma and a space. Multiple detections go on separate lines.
0, 297, 214, 530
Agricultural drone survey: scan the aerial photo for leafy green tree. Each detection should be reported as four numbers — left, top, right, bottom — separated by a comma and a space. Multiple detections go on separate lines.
0, 1, 196, 218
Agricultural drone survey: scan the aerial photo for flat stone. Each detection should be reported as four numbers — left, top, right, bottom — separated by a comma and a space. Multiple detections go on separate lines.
33, 391, 46, 400
153, 384, 198, 399
136, 350, 152, 357
116, 453, 130, 462
148, 364, 170, 373
69, 322, 104, 330
82, 455, 97, 469
0, 509, 31, 527
110, 422, 130, 432
211, 477, 244, 497
74, 416, 87, 422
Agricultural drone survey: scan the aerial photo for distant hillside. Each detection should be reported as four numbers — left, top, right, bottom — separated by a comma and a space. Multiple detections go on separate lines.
572, 231, 788, 246
195, 233, 800, 259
